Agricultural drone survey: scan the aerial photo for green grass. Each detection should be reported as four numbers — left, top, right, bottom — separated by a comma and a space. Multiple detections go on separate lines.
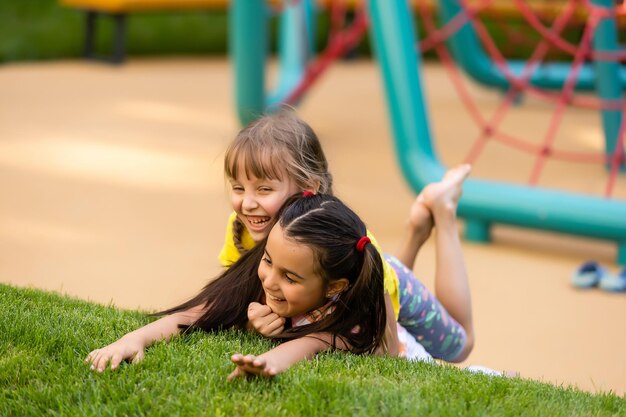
0, 0, 340, 63
0, 0, 341, 63
1, 283, 624, 416
0, 0, 230, 62
2, 0, 606, 64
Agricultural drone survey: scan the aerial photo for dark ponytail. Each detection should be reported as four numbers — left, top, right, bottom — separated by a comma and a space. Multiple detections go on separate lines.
274, 195, 387, 354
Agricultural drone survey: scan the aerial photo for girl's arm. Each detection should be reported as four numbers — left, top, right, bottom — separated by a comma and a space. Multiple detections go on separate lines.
228, 294, 400, 380
85, 305, 205, 372
227, 334, 334, 380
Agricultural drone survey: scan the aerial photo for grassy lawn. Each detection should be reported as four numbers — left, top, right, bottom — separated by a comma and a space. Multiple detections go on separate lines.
0, 0, 230, 62
1, 1, 599, 64
1, 283, 624, 416
0, 0, 340, 62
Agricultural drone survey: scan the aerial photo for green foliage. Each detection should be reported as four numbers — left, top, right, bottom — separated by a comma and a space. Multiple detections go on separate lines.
0, 0, 346, 63
0, 0, 608, 64
0, 0, 230, 62
1, 283, 624, 416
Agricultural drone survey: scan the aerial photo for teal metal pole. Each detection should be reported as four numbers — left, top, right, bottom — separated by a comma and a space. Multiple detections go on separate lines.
231, 0, 268, 125
367, 0, 626, 262
367, 0, 445, 193
269, 1, 314, 108
591, 0, 625, 170
437, 0, 626, 92
232, 0, 317, 123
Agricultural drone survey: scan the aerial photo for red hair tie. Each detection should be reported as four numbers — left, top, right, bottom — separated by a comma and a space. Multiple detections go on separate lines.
302, 191, 315, 197
356, 236, 370, 252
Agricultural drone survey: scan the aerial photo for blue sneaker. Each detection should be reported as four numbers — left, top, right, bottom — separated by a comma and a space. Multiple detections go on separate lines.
599, 267, 626, 293
571, 261, 604, 289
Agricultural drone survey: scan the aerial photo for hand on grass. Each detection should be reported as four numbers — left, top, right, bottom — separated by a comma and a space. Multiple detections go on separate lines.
247, 302, 285, 337
85, 336, 145, 372
227, 353, 279, 380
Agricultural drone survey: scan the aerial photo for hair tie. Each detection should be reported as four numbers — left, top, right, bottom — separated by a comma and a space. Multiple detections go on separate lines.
356, 236, 370, 252
302, 191, 315, 197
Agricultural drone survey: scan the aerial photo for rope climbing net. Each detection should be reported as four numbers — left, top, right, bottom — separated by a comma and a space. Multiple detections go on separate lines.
414, 0, 625, 198
273, 0, 625, 199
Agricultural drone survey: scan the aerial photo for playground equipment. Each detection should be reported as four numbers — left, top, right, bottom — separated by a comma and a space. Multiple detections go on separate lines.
232, 0, 626, 264
367, 0, 626, 264
60, 0, 230, 63
438, 0, 626, 92
436, 0, 624, 169
231, 0, 367, 125
231, 0, 311, 124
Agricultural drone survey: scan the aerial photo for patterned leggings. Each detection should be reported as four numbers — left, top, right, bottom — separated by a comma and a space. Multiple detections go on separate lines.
385, 255, 467, 362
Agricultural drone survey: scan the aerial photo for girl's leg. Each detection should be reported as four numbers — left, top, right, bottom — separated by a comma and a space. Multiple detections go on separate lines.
394, 164, 469, 271
387, 255, 466, 362
393, 196, 433, 270
419, 164, 474, 361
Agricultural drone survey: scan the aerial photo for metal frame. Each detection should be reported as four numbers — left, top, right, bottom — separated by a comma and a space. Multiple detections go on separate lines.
366, 0, 626, 264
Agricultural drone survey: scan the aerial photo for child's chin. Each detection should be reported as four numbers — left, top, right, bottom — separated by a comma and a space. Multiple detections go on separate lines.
248, 227, 270, 242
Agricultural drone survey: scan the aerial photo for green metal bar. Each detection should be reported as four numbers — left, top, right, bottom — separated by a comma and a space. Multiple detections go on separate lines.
232, 0, 316, 124
436, 0, 626, 92
367, 0, 626, 264
231, 0, 268, 125
591, 0, 625, 169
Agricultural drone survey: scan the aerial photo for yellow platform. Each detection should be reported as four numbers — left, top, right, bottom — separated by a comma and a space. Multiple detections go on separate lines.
59, 0, 229, 13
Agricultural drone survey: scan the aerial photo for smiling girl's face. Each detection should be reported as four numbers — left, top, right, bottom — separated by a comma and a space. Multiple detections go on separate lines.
229, 166, 300, 242
256, 223, 347, 318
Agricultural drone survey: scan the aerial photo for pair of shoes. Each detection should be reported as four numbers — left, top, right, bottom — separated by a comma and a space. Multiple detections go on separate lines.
571, 261, 626, 293
599, 268, 626, 292
571, 261, 604, 289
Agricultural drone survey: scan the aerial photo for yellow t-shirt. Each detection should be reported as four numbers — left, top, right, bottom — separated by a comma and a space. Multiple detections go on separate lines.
217, 212, 400, 318
218, 212, 256, 268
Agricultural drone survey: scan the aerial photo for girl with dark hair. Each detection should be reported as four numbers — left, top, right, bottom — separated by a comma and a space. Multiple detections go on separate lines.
220, 110, 434, 354
86, 165, 475, 378
229, 165, 475, 378
86, 194, 392, 374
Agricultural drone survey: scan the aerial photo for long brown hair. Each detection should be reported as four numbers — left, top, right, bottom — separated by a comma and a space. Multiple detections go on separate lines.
159, 194, 386, 354
275, 194, 387, 354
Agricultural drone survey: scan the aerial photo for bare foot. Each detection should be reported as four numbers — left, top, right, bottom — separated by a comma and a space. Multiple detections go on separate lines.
419, 164, 471, 216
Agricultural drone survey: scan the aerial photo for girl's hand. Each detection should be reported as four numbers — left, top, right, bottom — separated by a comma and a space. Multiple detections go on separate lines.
247, 302, 285, 337
227, 353, 279, 380
85, 336, 145, 372
227, 336, 331, 381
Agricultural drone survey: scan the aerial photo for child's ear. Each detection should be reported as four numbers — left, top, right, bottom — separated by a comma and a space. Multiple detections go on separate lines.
326, 278, 349, 298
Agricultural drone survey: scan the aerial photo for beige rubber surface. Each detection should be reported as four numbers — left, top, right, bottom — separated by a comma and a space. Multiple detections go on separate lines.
1, 58, 624, 395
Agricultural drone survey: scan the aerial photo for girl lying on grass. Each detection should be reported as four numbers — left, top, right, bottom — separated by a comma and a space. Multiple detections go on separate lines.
86, 165, 475, 379
218, 110, 416, 345
219, 111, 473, 362
229, 165, 474, 378
85, 193, 388, 374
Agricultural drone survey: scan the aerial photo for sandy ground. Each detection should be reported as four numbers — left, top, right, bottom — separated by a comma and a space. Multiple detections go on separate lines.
0, 58, 624, 396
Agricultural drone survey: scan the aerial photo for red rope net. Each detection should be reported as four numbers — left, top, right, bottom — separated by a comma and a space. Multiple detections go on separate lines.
413, 0, 625, 197
270, 0, 368, 105
275, 0, 626, 198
